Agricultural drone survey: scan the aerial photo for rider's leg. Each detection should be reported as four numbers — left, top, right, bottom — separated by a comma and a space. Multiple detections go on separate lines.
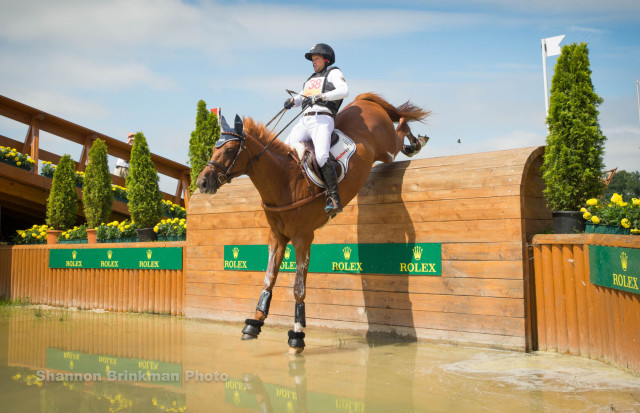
310, 115, 342, 216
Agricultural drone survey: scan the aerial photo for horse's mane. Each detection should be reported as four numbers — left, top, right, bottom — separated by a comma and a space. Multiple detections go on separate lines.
354, 93, 431, 123
242, 117, 293, 157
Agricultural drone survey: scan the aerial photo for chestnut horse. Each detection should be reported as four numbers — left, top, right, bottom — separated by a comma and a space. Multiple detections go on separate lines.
196, 93, 429, 352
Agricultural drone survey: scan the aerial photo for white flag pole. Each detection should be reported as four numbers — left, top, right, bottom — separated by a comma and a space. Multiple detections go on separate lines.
636, 80, 640, 130
542, 39, 550, 116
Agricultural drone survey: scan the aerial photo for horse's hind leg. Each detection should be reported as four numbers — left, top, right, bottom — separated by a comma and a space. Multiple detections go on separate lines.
288, 234, 312, 353
396, 117, 429, 157
241, 231, 289, 340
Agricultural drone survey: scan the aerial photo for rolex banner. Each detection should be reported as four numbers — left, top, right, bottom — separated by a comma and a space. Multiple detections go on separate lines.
224, 243, 441, 276
49, 247, 182, 270
589, 245, 639, 295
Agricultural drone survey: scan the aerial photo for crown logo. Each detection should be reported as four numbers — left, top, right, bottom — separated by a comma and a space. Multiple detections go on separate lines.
107, 250, 113, 260
72, 250, 77, 259
413, 246, 423, 261
621, 252, 628, 271
233, 247, 239, 259
284, 247, 291, 260
343, 246, 352, 260
147, 249, 153, 260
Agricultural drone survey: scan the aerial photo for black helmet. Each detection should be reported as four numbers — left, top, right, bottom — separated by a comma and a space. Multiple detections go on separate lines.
304, 43, 335, 66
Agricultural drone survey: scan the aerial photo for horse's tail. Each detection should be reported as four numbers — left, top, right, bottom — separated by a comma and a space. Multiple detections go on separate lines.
354, 93, 430, 123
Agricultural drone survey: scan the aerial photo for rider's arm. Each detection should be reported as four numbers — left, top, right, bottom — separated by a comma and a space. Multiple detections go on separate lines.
323, 69, 348, 101
292, 90, 304, 107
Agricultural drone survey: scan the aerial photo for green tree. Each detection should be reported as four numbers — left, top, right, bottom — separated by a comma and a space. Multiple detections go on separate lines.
126, 132, 162, 229
188, 100, 220, 193
46, 154, 78, 230
541, 42, 607, 211
83, 138, 113, 228
604, 170, 640, 199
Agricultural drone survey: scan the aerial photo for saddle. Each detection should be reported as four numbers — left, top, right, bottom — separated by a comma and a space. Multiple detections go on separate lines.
291, 130, 356, 188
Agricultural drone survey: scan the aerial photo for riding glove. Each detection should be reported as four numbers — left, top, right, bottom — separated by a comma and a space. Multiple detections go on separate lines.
302, 94, 324, 107
284, 98, 294, 109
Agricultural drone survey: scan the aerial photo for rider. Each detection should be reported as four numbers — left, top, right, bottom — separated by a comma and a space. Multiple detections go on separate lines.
284, 43, 348, 217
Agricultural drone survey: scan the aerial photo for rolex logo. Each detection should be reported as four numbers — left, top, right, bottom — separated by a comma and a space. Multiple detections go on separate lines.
284, 247, 291, 260
233, 247, 239, 259
147, 249, 153, 260
621, 252, 628, 271
413, 246, 423, 261
107, 250, 113, 260
72, 250, 77, 259
343, 246, 352, 260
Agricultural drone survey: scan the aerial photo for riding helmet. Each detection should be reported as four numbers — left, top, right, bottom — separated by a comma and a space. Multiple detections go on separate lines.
305, 43, 335, 66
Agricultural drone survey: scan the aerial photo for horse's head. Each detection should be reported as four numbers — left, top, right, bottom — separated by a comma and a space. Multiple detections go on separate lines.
196, 114, 247, 194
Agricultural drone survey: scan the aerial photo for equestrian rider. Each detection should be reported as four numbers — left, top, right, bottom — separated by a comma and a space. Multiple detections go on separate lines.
284, 43, 348, 217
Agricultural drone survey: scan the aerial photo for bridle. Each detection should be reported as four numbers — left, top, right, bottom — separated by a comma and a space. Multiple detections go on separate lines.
206, 131, 250, 185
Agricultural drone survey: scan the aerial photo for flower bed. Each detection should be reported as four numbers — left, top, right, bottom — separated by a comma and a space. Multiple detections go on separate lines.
13, 224, 49, 244
58, 224, 88, 243
581, 193, 640, 235
154, 218, 186, 240
0, 146, 36, 172
96, 220, 137, 243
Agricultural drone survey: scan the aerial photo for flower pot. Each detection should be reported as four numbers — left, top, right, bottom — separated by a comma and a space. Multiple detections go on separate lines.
551, 211, 585, 234
136, 228, 157, 242
585, 223, 630, 235
86, 228, 97, 244
46, 230, 62, 245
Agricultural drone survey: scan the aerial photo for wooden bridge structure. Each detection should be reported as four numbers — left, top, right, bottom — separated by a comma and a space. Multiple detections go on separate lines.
0, 95, 191, 241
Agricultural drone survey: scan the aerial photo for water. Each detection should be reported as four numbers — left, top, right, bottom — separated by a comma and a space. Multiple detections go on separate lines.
0, 306, 638, 412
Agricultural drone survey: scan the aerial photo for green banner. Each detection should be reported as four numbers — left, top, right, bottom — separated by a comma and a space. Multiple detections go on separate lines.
46, 348, 182, 386
224, 243, 441, 276
49, 247, 182, 270
589, 245, 640, 295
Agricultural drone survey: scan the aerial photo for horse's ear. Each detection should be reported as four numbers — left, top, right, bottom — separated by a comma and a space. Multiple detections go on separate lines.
234, 115, 243, 136
220, 115, 232, 133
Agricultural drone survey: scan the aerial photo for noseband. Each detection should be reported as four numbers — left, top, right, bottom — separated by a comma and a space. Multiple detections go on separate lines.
206, 132, 248, 185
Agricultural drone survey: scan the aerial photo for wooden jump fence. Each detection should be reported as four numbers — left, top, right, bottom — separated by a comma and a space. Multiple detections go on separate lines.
0, 242, 185, 316
532, 234, 640, 373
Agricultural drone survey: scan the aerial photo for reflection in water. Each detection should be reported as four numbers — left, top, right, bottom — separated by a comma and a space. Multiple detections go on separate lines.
1, 307, 640, 412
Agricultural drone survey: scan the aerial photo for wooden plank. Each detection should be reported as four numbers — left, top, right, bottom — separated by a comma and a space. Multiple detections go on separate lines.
185, 282, 525, 317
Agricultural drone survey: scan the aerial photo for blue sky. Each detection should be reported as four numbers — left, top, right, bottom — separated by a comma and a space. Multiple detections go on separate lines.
1, 0, 638, 192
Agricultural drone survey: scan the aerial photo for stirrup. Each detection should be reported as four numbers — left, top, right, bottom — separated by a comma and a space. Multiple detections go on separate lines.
324, 197, 342, 217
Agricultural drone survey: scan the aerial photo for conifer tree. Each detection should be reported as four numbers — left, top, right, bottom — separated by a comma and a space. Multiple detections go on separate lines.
188, 100, 220, 193
126, 132, 162, 229
83, 138, 113, 228
541, 42, 607, 211
46, 154, 78, 230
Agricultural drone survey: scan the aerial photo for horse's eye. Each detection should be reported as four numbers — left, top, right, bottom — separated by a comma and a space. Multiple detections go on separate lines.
224, 147, 235, 157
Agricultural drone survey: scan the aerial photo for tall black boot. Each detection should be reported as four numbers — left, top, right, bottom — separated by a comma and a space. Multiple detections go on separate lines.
320, 162, 343, 217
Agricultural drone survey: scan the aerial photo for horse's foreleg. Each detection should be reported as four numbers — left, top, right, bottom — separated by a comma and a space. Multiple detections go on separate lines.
397, 117, 429, 157
288, 236, 312, 353
241, 231, 289, 340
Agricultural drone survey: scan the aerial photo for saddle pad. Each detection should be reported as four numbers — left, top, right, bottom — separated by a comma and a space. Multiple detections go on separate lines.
292, 130, 356, 188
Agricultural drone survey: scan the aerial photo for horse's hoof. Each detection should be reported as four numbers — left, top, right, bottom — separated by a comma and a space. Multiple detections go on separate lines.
288, 346, 304, 354
287, 330, 305, 351
241, 319, 264, 339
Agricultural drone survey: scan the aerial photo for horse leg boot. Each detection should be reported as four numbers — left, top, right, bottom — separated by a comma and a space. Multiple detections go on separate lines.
242, 289, 272, 340
288, 301, 306, 353
320, 161, 342, 217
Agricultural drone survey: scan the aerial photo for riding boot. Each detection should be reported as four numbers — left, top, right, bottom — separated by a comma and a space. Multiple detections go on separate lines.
320, 162, 343, 217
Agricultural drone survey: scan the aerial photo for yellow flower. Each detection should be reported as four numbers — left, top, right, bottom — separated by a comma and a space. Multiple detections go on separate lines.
153, 226, 159, 233
621, 219, 631, 228
580, 207, 587, 213
119, 227, 125, 232
583, 212, 591, 220
21, 233, 26, 238
610, 193, 623, 204
586, 198, 598, 206
16, 161, 21, 166
591, 216, 600, 224
633, 198, 640, 206
65, 234, 70, 239
631, 229, 640, 234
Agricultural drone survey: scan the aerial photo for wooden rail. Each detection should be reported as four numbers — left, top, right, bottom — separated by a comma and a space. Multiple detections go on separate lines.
532, 234, 640, 373
0, 243, 185, 316
0, 94, 191, 208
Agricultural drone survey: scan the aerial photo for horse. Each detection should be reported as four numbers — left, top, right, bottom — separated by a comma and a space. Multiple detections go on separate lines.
196, 93, 430, 353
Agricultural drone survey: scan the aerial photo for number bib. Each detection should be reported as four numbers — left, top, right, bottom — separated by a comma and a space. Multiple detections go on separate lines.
303, 76, 324, 97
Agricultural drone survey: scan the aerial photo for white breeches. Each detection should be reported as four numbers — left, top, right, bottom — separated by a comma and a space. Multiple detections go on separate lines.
285, 114, 334, 167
